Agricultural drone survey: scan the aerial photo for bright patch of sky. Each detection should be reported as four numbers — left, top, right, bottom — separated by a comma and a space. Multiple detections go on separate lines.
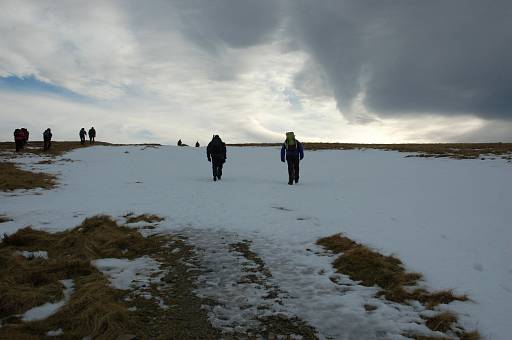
1, 0, 511, 144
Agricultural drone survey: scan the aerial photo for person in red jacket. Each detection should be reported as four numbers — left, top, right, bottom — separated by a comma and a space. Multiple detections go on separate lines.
20, 128, 29, 146
14, 129, 25, 152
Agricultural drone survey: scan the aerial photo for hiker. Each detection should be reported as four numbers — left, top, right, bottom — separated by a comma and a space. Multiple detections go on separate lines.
79, 128, 87, 145
88, 127, 96, 144
195, 141, 200, 147
207, 135, 227, 181
43, 128, 52, 151
20, 128, 29, 146
280, 132, 304, 185
14, 129, 25, 152
177, 139, 182, 146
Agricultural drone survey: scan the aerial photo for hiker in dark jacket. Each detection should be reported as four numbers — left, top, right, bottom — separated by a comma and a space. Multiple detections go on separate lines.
177, 139, 182, 146
195, 141, 200, 147
14, 129, 25, 152
21, 128, 29, 146
79, 128, 87, 145
207, 135, 227, 181
43, 128, 52, 151
88, 127, 96, 144
280, 132, 304, 185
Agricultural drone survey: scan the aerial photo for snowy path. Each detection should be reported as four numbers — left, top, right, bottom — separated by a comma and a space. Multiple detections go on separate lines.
1, 145, 511, 339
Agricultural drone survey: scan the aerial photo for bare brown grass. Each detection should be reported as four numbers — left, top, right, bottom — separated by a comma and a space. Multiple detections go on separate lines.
228, 142, 512, 160
424, 312, 457, 332
317, 233, 478, 339
124, 213, 164, 224
0, 141, 112, 157
0, 214, 222, 339
0, 216, 156, 339
0, 162, 56, 191
0, 214, 12, 223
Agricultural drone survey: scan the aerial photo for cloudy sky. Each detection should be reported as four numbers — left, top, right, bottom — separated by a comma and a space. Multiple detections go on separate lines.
1, 0, 511, 144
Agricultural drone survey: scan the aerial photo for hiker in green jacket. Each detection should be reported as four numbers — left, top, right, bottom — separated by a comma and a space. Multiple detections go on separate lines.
280, 132, 304, 185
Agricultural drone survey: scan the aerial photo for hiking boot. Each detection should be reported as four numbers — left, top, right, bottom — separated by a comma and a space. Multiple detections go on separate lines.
213, 176, 217, 181
217, 175, 222, 180
288, 180, 293, 185
295, 178, 299, 183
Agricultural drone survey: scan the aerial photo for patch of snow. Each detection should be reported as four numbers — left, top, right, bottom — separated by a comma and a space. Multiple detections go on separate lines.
22, 279, 74, 322
186, 228, 444, 339
16, 250, 48, 259
92, 257, 163, 290
2, 146, 511, 338
46, 328, 64, 336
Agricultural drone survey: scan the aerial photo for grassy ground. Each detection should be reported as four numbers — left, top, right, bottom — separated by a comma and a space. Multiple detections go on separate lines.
317, 234, 480, 339
229, 142, 512, 160
0, 141, 112, 157
0, 141, 102, 192
0, 215, 483, 338
0, 215, 218, 340
0, 162, 57, 191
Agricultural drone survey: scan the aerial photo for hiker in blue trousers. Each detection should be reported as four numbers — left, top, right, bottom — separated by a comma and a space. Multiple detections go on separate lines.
281, 132, 304, 185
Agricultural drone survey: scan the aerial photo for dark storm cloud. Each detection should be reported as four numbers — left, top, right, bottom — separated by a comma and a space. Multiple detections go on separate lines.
287, 0, 512, 120
134, 0, 283, 51
180, 0, 283, 49
121, 1, 512, 121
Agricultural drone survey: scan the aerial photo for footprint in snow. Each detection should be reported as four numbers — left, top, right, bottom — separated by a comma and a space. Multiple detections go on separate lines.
272, 206, 293, 212
472, 263, 484, 272
296, 217, 311, 221
500, 285, 512, 294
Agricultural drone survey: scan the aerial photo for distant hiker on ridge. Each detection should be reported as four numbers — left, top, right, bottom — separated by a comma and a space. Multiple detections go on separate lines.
177, 139, 182, 146
207, 135, 227, 182
43, 128, 52, 151
21, 128, 29, 146
280, 132, 304, 185
195, 141, 200, 147
88, 127, 96, 144
14, 128, 25, 152
79, 128, 87, 145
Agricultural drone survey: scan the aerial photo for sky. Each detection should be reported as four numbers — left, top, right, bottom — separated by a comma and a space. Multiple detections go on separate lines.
1, 0, 511, 144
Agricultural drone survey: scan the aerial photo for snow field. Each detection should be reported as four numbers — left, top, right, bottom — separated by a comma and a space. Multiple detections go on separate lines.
1, 145, 511, 339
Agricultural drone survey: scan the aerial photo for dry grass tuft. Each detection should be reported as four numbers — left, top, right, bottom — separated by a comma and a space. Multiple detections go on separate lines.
0, 162, 56, 191
0, 141, 112, 157
382, 287, 468, 308
228, 142, 512, 160
332, 246, 421, 289
317, 234, 420, 290
424, 312, 457, 332
459, 331, 482, 340
0, 214, 12, 223
124, 213, 164, 224
0, 215, 157, 339
317, 233, 479, 339
316, 234, 358, 253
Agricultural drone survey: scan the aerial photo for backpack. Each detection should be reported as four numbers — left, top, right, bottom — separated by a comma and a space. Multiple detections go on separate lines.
210, 138, 223, 154
285, 139, 298, 151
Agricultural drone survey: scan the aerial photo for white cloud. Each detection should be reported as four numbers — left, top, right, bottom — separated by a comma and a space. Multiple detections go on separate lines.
1, 0, 510, 144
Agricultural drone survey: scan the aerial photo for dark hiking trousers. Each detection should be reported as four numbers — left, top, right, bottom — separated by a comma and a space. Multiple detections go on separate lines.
212, 157, 224, 179
44, 139, 51, 151
15, 140, 23, 152
286, 156, 300, 183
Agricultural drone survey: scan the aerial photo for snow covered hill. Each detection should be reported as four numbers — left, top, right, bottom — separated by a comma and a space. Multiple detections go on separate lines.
1, 145, 510, 339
